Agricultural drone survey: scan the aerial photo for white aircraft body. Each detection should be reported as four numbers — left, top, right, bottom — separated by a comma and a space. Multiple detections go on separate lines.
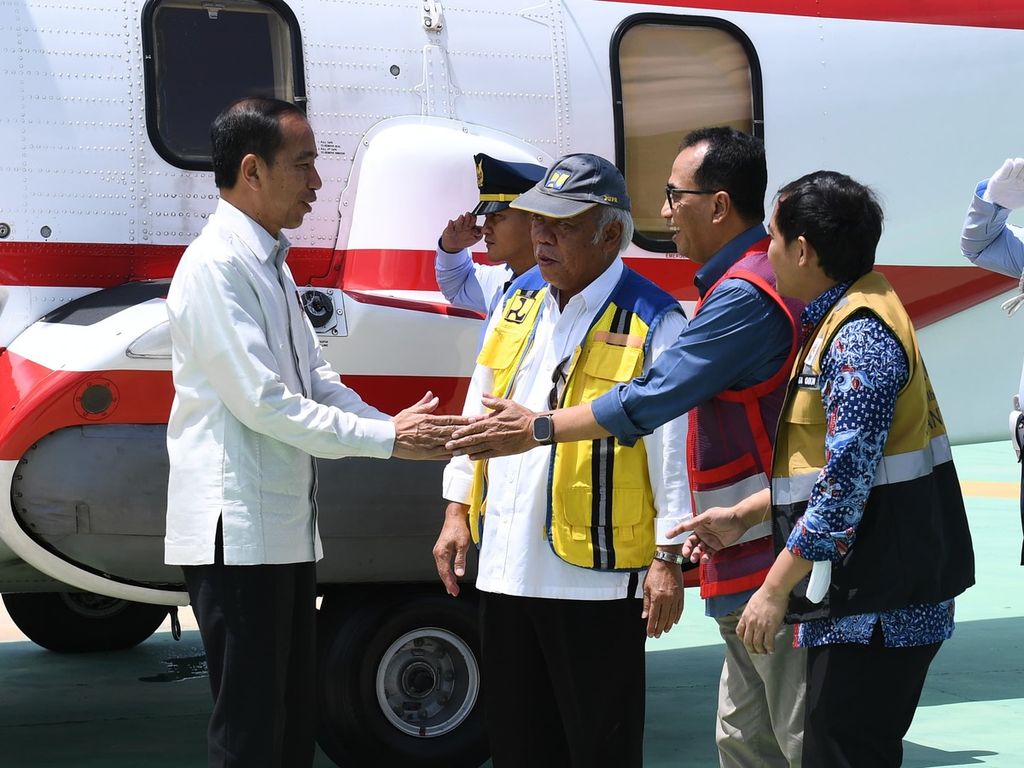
0, 1, 1021, 764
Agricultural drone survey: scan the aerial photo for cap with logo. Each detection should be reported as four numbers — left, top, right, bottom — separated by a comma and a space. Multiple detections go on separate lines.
472, 153, 547, 215
510, 153, 631, 219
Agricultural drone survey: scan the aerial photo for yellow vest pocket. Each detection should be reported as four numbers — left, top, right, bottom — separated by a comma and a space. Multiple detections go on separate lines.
477, 322, 531, 370
572, 343, 643, 404
555, 486, 646, 528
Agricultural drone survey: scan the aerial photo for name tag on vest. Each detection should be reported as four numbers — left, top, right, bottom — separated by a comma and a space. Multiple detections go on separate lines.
797, 374, 819, 388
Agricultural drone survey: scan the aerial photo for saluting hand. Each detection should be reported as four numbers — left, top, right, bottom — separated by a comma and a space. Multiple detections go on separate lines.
440, 212, 482, 253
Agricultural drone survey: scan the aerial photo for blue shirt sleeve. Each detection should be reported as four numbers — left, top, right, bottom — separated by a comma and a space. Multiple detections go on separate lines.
592, 278, 792, 446
961, 180, 1024, 277
435, 246, 487, 312
786, 314, 909, 562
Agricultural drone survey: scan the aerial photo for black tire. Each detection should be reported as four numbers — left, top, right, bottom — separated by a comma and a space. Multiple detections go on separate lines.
2, 591, 169, 653
317, 589, 489, 768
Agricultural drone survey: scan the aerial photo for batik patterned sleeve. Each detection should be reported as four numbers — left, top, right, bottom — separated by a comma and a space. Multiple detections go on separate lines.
786, 313, 910, 562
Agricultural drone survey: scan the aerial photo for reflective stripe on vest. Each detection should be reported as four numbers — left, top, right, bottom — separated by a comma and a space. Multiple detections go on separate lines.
771, 271, 974, 620
548, 300, 655, 570
771, 433, 954, 505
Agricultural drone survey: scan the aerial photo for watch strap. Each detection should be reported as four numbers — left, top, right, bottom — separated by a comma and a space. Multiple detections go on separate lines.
653, 549, 686, 566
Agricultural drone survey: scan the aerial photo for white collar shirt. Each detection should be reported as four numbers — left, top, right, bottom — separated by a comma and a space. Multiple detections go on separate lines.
442, 256, 691, 600
165, 199, 395, 566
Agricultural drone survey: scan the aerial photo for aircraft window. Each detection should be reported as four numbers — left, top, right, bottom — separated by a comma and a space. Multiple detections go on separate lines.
612, 18, 762, 251
142, 0, 305, 171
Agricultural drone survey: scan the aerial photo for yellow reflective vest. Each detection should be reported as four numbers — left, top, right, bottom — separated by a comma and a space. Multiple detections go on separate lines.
771, 272, 974, 621
468, 269, 682, 571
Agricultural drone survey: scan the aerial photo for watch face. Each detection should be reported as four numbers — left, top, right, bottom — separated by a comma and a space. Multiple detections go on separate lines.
532, 415, 553, 443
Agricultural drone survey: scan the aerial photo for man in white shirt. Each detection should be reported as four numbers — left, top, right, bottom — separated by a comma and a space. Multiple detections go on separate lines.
432, 153, 691, 767
434, 153, 545, 315
165, 97, 463, 768
961, 157, 1024, 564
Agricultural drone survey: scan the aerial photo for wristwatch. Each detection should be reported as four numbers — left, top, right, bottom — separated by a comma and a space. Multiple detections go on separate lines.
532, 414, 554, 445
653, 549, 686, 566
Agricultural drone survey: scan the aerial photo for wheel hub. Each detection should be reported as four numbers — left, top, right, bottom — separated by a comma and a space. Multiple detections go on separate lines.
376, 627, 480, 738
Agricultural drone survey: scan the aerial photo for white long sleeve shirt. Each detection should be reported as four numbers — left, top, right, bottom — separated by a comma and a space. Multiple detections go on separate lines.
434, 245, 513, 315
442, 257, 691, 600
961, 179, 1024, 404
165, 200, 396, 566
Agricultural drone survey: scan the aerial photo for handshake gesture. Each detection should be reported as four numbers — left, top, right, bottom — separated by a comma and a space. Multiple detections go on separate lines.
987, 157, 1024, 210
391, 392, 471, 460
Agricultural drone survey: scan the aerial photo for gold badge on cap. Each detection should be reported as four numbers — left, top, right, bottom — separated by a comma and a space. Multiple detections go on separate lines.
476, 159, 485, 189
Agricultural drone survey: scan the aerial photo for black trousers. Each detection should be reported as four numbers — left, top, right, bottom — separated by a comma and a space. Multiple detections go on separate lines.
803, 624, 942, 768
183, 532, 317, 768
478, 590, 647, 768
1018, 458, 1024, 564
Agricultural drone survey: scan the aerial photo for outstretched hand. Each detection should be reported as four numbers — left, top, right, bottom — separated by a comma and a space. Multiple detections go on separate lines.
670, 506, 750, 563
391, 391, 471, 460
446, 395, 540, 460
440, 212, 482, 253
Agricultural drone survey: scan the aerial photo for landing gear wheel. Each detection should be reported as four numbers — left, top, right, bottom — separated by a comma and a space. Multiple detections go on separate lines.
317, 590, 488, 768
2, 591, 169, 652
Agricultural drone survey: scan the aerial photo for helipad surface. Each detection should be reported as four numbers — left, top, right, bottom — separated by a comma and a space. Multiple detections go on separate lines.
1, 441, 1021, 767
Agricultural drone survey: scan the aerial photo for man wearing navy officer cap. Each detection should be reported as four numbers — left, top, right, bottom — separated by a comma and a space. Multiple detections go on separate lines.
434, 153, 545, 316
433, 152, 692, 767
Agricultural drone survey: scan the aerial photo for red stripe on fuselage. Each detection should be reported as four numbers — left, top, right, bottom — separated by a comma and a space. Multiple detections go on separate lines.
0, 348, 469, 461
345, 290, 486, 319
0, 241, 1014, 328
0, 352, 175, 460
876, 265, 1014, 328
597, 0, 1024, 30
340, 248, 705, 299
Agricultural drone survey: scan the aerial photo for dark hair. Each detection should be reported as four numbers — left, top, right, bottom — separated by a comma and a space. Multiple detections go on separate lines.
211, 97, 306, 189
679, 126, 766, 222
775, 171, 883, 283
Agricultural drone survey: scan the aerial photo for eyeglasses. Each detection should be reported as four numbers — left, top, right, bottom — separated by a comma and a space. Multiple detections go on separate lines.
548, 356, 570, 410
665, 184, 715, 209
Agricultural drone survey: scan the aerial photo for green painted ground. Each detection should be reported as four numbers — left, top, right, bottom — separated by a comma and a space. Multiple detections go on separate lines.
0, 441, 1020, 767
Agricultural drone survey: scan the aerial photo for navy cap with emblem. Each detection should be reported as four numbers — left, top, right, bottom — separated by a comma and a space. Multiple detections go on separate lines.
511, 153, 631, 219
472, 154, 547, 215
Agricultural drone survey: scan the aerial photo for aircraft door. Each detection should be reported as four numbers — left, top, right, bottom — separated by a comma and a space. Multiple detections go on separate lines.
611, 15, 763, 253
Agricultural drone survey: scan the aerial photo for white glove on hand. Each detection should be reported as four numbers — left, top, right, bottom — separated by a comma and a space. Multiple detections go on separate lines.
985, 157, 1024, 209
1001, 270, 1024, 317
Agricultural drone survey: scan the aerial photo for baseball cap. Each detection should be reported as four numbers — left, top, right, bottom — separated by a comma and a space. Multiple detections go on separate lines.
510, 153, 631, 219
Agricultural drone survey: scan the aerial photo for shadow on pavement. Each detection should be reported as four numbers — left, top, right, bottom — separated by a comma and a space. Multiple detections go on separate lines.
904, 744, 998, 767
921, 616, 1024, 707
1, 616, 1021, 767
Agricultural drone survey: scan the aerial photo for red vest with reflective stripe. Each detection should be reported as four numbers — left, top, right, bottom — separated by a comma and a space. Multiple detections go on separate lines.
687, 243, 801, 600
